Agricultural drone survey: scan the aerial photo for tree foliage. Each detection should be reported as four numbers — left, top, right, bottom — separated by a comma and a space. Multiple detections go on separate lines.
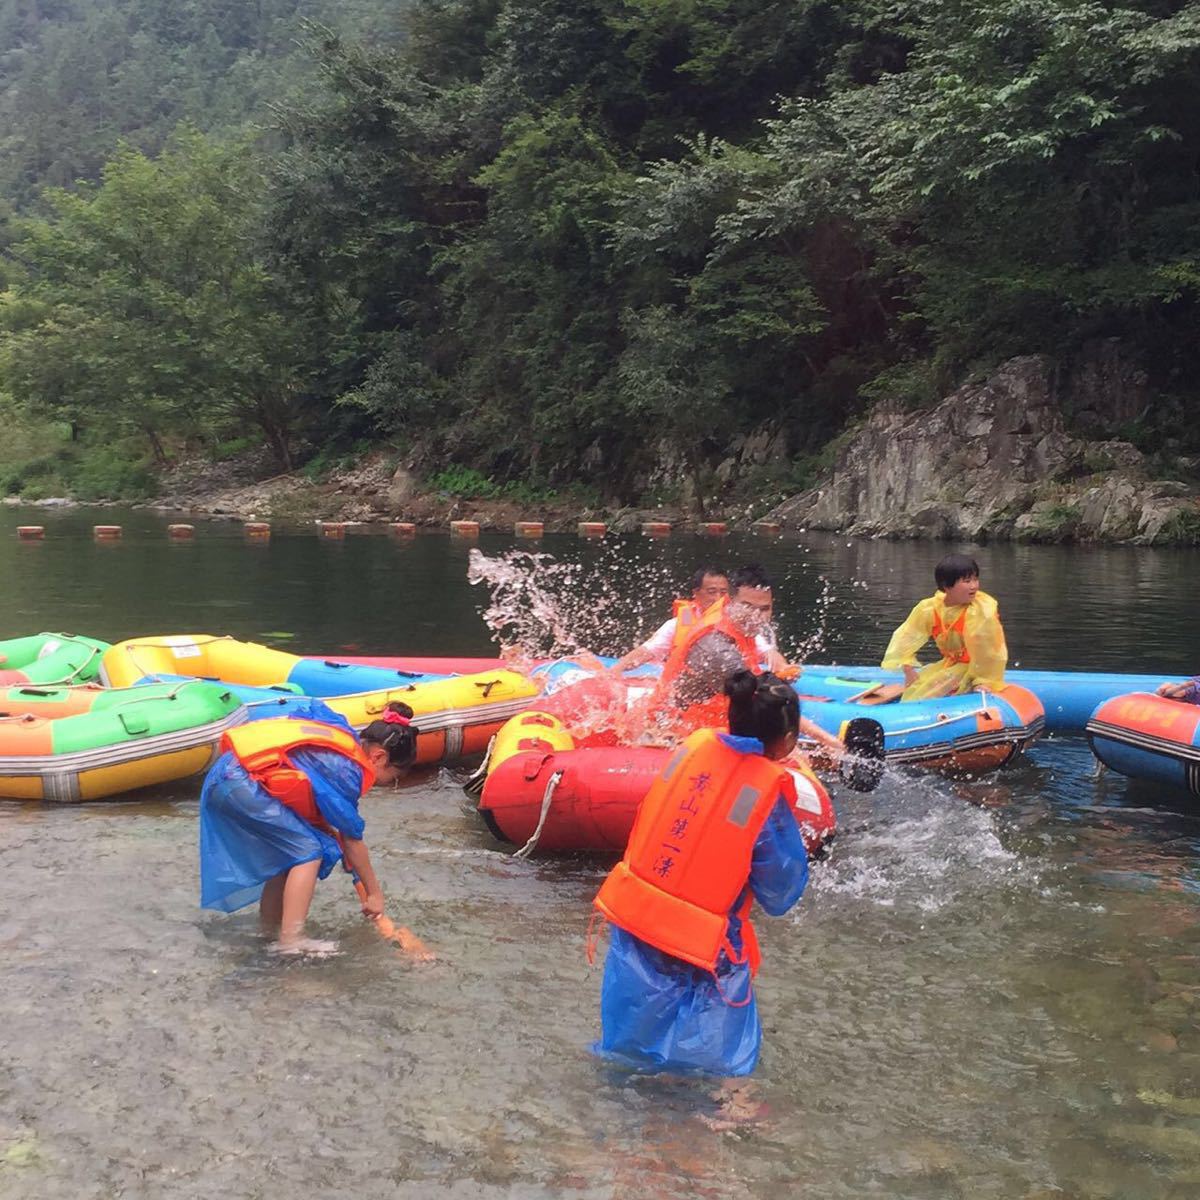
1, 129, 323, 466
0, 0, 412, 207
3, 0, 1200, 499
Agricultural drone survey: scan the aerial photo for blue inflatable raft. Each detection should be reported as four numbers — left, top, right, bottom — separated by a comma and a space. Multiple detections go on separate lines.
1087, 691, 1200, 796
806, 666, 1187, 733
534, 660, 1045, 773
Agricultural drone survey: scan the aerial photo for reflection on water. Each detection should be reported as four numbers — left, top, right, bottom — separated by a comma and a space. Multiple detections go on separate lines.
2, 507, 1200, 1196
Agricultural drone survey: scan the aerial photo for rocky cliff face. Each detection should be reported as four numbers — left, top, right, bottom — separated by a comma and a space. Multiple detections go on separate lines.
768, 354, 1200, 544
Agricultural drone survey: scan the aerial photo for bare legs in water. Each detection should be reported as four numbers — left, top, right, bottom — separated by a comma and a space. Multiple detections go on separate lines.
259, 859, 339, 956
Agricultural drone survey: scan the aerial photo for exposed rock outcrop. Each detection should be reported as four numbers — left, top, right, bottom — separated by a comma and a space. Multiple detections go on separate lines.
768, 355, 1200, 544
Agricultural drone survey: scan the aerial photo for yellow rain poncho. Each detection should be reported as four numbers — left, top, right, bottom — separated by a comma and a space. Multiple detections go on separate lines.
881, 590, 1007, 700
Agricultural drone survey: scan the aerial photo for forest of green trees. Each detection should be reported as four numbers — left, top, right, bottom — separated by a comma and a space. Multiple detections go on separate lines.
0, 0, 1198, 503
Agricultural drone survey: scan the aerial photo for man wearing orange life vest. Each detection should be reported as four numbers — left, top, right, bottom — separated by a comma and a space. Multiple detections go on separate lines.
617, 564, 796, 679
881, 553, 1007, 701
591, 670, 809, 1077
658, 565, 786, 706
656, 564, 843, 754
199, 702, 418, 956
611, 566, 730, 674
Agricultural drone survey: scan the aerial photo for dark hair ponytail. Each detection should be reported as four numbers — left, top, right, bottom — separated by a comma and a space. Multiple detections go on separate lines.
360, 700, 419, 769
724, 669, 799, 746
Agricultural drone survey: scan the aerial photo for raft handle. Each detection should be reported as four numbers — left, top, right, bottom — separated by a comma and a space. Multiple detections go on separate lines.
120, 712, 151, 736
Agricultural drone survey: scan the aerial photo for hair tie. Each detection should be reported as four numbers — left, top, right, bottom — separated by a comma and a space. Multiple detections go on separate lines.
383, 710, 411, 726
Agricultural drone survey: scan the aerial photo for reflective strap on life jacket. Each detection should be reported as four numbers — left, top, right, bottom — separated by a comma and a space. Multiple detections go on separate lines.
672, 598, 698, 621
930, 605, 970, 665
593, 729, 793, 976
669, 599, 703, 652
221, 717, 376, 830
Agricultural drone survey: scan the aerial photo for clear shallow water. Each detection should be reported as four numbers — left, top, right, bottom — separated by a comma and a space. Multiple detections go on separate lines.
2, 507, 1200, 1198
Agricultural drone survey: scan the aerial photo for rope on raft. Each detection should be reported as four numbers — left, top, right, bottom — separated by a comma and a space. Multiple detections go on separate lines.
462, 733, 496, 797
513, 769, 563, 860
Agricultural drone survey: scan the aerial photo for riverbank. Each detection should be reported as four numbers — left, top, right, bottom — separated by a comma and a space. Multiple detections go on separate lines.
765, 356, 1200, 547
7, 353, 1200, 544
4, 451, 703, 534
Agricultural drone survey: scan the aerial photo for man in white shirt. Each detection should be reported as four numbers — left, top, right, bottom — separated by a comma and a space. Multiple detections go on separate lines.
613, 565, 786, 675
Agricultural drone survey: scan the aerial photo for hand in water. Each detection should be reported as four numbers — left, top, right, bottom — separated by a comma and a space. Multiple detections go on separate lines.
360, 890, 384, 920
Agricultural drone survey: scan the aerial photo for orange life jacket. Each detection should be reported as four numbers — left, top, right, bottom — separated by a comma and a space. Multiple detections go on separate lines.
930, 604, 970, 665
593, 728, 796, 976
658, 598, 761, 727
221, 718, 376, 832
669, 598, 703, 651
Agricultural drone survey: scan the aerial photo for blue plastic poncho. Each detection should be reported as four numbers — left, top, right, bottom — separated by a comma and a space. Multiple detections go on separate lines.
240, 697, 355, 731
199, 744, 367, 913
593, 734, 809, 1077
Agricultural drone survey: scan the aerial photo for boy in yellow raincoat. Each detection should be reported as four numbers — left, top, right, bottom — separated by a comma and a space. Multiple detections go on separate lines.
880, 554, 1007, 701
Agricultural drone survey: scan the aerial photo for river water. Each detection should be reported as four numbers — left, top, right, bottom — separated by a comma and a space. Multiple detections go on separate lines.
1, 506, 1199, 1199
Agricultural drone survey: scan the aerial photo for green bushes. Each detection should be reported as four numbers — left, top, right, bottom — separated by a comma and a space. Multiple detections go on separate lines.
0, 416, 157, 500
427, 465, 600, 506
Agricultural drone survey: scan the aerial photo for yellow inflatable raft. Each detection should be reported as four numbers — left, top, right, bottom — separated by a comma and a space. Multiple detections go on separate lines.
100, 635, 541, 764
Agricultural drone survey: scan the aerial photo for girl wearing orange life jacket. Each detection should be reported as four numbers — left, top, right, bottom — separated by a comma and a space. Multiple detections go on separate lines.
591, 669, 809, 1078
881, 553, 1008, 701
199, 701, 418, 956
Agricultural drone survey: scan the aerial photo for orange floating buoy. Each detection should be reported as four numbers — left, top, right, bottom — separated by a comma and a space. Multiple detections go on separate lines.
93, 525, 122, 540
753, 520, 782, 534
642, 521, 671, 537
699, 521, 727, 536
514, 521, 544, 538
167, 524, 194, 540
244, 521, 271, 541
319, 521, 346, 538
390, 522, 417, 536
450, 520, 480, 537
578, 521, 606, 538
16, 526, 44, 541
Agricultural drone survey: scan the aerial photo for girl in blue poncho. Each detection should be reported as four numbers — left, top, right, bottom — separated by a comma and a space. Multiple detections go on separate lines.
199, 701, 418, 956
592, 670, 810, 1079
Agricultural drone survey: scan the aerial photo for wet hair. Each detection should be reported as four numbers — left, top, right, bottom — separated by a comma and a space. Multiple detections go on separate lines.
689, 565, 728, 592
724, 670, 799, 746
934, 553, 980, 591
359, 701, 419, 769
729, 563, 772, 592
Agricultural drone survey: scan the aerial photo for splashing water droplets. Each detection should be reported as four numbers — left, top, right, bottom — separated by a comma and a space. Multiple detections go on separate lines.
467, 545, 684, 660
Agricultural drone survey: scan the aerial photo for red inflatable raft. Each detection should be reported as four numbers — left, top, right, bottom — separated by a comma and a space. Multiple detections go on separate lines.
477, 714, 837, 859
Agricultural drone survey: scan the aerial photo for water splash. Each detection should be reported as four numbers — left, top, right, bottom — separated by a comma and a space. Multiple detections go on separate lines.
466, 546, 685, 660
779, 573, 840, 665
809, 774, 1032, 915
466, 544, 845, 668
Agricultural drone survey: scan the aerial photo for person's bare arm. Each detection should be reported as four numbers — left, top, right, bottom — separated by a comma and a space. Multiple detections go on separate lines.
341, 838, 382, 918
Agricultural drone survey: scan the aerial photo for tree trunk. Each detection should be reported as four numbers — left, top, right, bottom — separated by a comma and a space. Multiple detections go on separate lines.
145, 427, 168, 465
688, 449, 708, 519
263, 416, 293, 472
